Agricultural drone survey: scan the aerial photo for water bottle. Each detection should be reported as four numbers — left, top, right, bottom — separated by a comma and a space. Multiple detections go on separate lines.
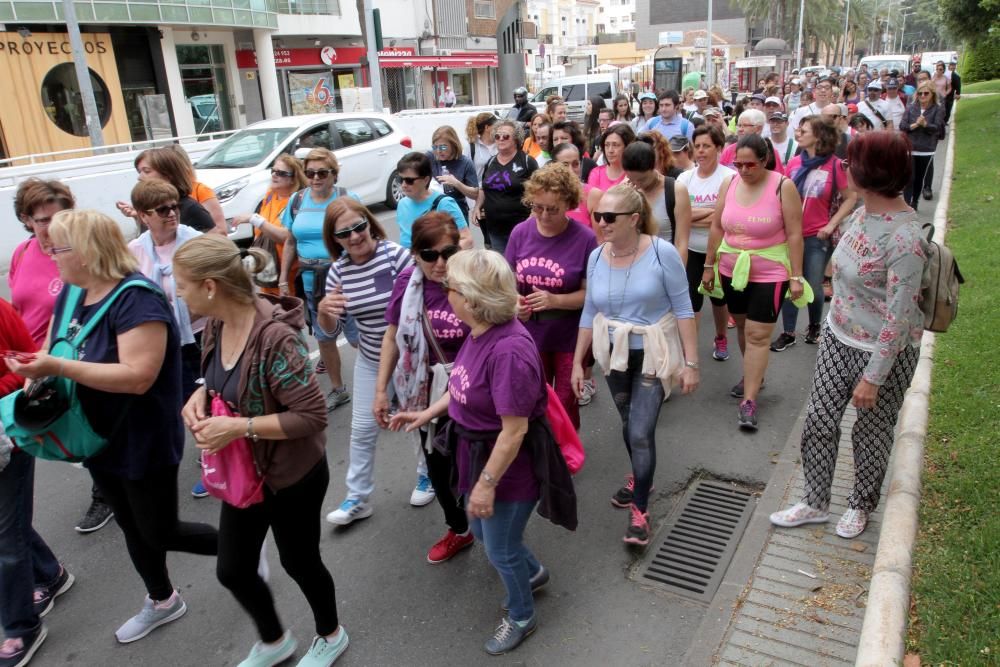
440, 165, 451, 194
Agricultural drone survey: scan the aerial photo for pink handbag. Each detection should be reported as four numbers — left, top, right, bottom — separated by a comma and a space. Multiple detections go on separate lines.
544, 384, 585, 475
201, 395, 265, 508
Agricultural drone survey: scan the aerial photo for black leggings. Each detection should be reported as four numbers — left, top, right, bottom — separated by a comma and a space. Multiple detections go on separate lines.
90, 464, 218, 601
420, 427, 468, 534
216, 457, 338, 643
905, 154, 934, 209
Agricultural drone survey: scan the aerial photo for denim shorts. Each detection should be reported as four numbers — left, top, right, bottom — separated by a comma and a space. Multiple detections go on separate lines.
304, 289, 359, 345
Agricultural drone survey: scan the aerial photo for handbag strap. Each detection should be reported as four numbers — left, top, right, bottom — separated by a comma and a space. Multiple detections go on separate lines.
421, 301, 448, 365
56, 279, 161, 350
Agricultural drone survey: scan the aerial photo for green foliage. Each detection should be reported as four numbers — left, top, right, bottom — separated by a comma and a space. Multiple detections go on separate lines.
962, 79, 1000, 92
962, 38, 1000, 83
908, 95, 1000, 665
939, 0, 1000, 42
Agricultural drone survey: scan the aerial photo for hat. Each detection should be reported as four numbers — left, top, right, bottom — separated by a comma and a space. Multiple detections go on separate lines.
638, 91, 656, 101
846, 103, 859, 114
791, 77, 802, 85
866, 81, 882, 90
750, 93, 766, 103
513, 87, 528, 95
764, 96, 783, 106
768, 112, 789, 122
668, 136, 690, 152
703, 107, 722, 117
693, 90, 708, 100
887, 78, 900, 89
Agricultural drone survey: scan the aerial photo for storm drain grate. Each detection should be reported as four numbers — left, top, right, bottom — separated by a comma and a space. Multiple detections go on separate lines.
639, 480, 755, 602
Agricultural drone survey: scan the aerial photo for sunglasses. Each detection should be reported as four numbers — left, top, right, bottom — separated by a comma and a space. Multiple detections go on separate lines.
732, 161, 761, 170
271, 168, 294, 178
592, 211, 635, 224
148, 203, 179, 217
418, 245, 460, 263
332, 219, 369, 239
432, 144, 450, 152
917, 92, 932, 96
494, 133, 513, 141
305, 169, 333, 179
400, 176, 427, 185
531, 203, 563, 216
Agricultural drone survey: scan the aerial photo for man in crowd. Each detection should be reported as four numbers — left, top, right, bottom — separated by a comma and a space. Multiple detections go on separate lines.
785, 77, 804, 113
768, 112, 797, 165
762, 96, 783, 137
747, 93, 766, 112
507, 87, 537, 123
703, 107, 730, 137
945, 59, 961, 123
791, 75, 834, 129
883, 78, 907, 131
905, 59, 922, 89
646, 90, 695, 141
688, 89, 710, 120
821, 103, 851, 158
440, 86, 456, 107
859, 81, 891, 130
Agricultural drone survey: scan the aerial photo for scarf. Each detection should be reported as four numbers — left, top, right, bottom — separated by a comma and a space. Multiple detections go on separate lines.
591, 312, 685, 397
392, 266, 431, 412
139, 225, 201, 345
791, 153, 832, 199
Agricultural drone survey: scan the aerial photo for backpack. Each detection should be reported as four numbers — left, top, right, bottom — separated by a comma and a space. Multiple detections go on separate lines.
920, 223, 964, 333
0, 280, 160, 461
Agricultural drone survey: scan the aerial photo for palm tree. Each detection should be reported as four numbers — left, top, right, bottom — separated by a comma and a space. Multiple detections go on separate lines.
737, 0, 875, 64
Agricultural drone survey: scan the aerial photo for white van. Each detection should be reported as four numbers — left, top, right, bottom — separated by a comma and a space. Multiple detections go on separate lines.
531, 75, 618, 122
920, 51, 959, 71
858, 55, 910, 76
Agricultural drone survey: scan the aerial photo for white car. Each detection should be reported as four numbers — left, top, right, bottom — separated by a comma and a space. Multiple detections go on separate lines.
195, 112, 413, 242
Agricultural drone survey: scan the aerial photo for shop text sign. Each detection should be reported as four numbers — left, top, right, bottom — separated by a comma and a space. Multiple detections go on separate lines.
0, 32, 109, 56
237, 46, 415, 69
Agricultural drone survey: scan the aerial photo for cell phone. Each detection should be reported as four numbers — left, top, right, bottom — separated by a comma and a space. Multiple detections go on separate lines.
0, 350, 37, 363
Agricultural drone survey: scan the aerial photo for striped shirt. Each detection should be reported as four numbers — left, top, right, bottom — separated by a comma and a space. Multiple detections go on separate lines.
324, 240, 413, 362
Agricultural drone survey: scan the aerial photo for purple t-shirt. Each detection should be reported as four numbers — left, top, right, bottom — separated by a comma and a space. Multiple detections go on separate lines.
504, 218, 597, 353
449, 318, 546, 502
386, 266, 470, 364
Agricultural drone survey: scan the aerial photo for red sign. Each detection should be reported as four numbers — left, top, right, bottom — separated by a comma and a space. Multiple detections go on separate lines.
380, 52, 498, 69
236, 46, 367, 69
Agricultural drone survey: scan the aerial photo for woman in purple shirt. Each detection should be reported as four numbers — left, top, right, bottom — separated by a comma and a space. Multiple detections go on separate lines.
506, 164, 597, 430
389, 250, 552, 656
375, 213, 473, 564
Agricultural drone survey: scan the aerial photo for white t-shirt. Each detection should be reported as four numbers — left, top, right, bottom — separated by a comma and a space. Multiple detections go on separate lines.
677, 163, 737, 253
790, 101, 824, 130
859, 98, 891, 129
883, 96, 906, 130
771, 136, 798, 165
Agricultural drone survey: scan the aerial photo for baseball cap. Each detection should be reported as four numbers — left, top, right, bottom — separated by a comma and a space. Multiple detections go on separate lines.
887, 78, 900, 89
846, 103, 859, 114
764, 96, 783, 106
703, 107, 722, 117
768, 112, 789, 122
750, 93, 766, 103
791, 77, 802, 85
669, 136, 690, 152
638, 91, 656, 101
867, 81, 883, 90
693, 90, 708, 100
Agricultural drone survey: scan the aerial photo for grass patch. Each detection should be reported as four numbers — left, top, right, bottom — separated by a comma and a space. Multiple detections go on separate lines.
907, 96, 1000, 663
963, 79, 1000, 94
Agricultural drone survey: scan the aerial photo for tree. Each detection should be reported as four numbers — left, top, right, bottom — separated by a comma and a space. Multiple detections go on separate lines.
939, 0, 1000, 43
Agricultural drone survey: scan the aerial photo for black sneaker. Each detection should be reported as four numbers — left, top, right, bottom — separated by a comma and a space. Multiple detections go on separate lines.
623, 504, 651, 546
922, 187, 933, 201
501, 565, 551, 611
610, 474, 635, 508
770, 332, 796, 352
731, 377, 765, 399
75, 499, 114, 534
33, 568, 75, 618
0, 625, 47, 667
804, 323, 822, 345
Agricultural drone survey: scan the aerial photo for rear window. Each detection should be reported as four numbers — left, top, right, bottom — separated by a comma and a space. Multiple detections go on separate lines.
563, 83, 586, 102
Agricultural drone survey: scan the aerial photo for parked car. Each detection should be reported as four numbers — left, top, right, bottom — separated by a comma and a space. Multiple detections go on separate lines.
195, 112, 413, 243
858, 55, 910, 77
530, 74, 617, 122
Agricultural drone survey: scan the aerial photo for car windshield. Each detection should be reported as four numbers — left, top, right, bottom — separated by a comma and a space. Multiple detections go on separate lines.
196, 127, 296, 169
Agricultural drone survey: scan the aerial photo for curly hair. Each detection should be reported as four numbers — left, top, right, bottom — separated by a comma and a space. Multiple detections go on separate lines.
636, 131, 675, 176
522, 162, 582, 210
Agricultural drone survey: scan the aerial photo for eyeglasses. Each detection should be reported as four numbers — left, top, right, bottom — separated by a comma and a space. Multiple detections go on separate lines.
304, 169, 333, 179
732, 161, 761, 170
48, 246, 73, 256
400, 176, 426, 185
332, 219, 369, 239
418, 245, 460, 263
592, 211, 635, 224
432, 144, 450, 152
531, 203, 563, 216
271, 168, 294, 178
494, 133, 513, 141
148, 203, 179, 218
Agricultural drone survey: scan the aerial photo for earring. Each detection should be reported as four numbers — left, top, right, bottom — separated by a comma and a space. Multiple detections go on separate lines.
208, 293, 214, 300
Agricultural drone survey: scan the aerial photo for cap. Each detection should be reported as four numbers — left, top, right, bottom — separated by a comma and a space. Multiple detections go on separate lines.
768, 112, 789, 122
751, 93, 767, 102
846, 103, 859, 114
693, 90, 708, 100
764, 96, 783, 106
867, 81, 883, 90
791, 77, 802, 85
513, 87, 528, 95
887, 78, 900, 89
668, 136, 690, 152
889, 69, 901, 77
638, 91, 657, 101
703, 107, 722, 117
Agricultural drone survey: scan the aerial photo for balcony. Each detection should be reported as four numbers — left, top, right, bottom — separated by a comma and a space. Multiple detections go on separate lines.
276, 0, 339, 15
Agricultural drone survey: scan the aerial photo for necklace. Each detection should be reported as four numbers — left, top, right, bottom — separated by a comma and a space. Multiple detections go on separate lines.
610, 242, 640, 258
607, 239, 642, 318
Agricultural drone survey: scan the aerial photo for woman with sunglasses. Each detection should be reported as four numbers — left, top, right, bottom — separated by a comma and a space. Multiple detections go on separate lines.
901, 82, 944, 209
701, 134, 806, 431
586, 124, 636, 191
396, 152, 472, 252
374, 213, 473, 561
471, 120, 538, 254
771, 117, 858, 353
427, 126, 480, 225
505, 164, 597, 430
280, 148, 360, 413
318, 199, 413, 526
571, 184, 700, 546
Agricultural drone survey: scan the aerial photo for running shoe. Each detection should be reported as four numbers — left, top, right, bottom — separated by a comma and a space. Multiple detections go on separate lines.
730, 377, 765, 399
770, 332, 797, 352
191, 480, 210, 498
611, 474, 635, 508
325, 499, 373, 526
115, 591, 187, 643
427, 530, 474, 564
738, 400, 759, 431
623, 504, 651, 546
75, 499, 114, 533
297, 629, 349, 666
0, 626, 47, 667
713, 335, 730, 361
578, 378, 597, 406
727, 316, 736, 329
236, 631, 297, 667
33, 567, 74, 618
836, 508, 869, 539
804, 323, 822, 345
325, 387, 351, 411
922, 187, 933, 201
409, 474, 435, 507
484, 616, 537, 655
770, 502, 830, 528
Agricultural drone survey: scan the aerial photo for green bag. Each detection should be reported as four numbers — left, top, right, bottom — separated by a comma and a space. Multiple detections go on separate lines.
0, 279, 159, 462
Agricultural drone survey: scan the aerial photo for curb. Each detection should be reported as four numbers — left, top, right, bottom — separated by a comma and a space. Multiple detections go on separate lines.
854, 106, 958, 665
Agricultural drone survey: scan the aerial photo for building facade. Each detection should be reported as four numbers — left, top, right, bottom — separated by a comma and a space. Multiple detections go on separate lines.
524, 0, 597, 87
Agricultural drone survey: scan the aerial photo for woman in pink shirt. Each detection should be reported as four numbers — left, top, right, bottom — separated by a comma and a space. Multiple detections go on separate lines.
586, 124, 635, 191
702, 134, 804, 431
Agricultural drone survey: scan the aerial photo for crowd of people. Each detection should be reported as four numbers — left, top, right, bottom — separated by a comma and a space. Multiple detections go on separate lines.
0, 62, 945, 665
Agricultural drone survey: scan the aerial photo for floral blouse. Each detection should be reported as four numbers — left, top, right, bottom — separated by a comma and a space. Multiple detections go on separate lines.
828, 208, 929, 385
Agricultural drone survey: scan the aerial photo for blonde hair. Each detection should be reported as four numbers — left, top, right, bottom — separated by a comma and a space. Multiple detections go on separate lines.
173, 235, 269, 305
466, 112, 497, 143
603, 184, 656, 236
273, 153, 309, 191
446, 250, 518, 325
916, 81, 938, 106
49, 210, 138, 282
522, 162, 582, 210
303, 148, 340, 175
431, 126, 463, 159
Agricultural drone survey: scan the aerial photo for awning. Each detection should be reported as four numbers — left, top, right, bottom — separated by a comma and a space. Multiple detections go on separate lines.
380, 53, 498, 69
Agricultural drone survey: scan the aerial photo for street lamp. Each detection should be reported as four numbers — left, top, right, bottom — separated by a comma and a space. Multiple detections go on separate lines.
898, 11, 917, 53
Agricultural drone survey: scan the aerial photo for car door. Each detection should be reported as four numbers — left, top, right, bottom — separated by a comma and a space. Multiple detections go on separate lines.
288, 121, 336, 156
330, 117, 382, 203
563, 83, 588, 122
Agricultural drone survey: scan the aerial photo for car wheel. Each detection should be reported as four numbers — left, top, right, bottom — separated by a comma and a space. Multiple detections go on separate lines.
385, 170, 403, 209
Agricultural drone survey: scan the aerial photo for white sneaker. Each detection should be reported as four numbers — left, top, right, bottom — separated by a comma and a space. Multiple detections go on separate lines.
578, 378, 597, 406
836, 508, 869, 538
409, 475, 436, 507
326, 498, 373, 526
769, 502, 830, 528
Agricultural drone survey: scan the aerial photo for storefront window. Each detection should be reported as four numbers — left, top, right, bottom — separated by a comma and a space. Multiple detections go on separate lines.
40, 64, 112, 137
177, 45, 234, 135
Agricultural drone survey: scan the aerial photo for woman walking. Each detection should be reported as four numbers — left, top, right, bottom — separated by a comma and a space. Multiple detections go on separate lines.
115, 148, 220, 234
465, 113, 498, 182
901, 82, 944, 208
701, 134, 807, 431
471, 120, 538, 254
586, 124, 635, 191
395, 152, 472, 250
621, 142, 691, 264
770, 117, 858, 351
770, 131, 928, 539
428, 126, 480, 224
572, 185, 700, 545
631, 92, 658, 135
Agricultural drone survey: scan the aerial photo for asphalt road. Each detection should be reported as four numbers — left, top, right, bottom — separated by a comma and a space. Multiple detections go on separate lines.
30, 205, 828, 666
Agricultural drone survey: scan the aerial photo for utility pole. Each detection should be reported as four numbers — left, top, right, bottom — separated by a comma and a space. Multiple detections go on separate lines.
362, 0, 385, 112
795, 0, 805, 69
706, 0, 713, 88
61, 0, 105, 151
841, 0, 851, 67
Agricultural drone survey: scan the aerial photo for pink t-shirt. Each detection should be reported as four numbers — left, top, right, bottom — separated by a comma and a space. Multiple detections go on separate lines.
566, 184, 594, 228
8, 238, 62, 347
719, 171, 789, 283
784, 154, 845, 237
586, 165, 626, 191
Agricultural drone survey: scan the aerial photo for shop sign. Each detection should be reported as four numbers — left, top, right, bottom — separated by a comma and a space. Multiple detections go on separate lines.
735, 56, 777, 69
236, 46, 367, 69
0, 35, 109, 56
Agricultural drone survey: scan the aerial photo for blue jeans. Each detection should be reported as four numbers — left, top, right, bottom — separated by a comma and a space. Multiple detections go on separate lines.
303, 281, 359, 345
0, 450, 61, 639
605, 349, 664, 512
781, 235, 833, 333
470, 500, 540, 623
345, 354, 382, 502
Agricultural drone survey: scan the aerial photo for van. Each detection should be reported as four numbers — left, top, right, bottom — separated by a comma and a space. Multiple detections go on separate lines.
920, 51, 959, 71
531, 74, 618, 122
858, 55, 910, 77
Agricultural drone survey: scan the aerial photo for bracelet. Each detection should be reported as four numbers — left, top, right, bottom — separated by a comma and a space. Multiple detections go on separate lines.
278, 282, 289, 287
480, 470, 499, 486
702, 264, 714, 270
685, 360, 700, 370
246, 418, 259, 442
